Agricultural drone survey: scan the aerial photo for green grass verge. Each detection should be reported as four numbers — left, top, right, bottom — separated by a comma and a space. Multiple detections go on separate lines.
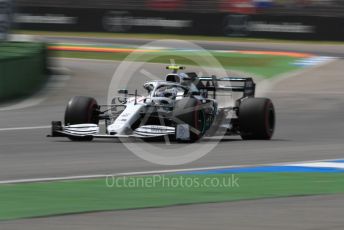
15, 30, 344, 45
55, 50, 299, 78
1, 173, 344, 221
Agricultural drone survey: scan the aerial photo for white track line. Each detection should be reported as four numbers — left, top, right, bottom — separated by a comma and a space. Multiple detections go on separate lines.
0, 175, 107, 184
1, 157, 344, 185
0, 97, 47, 112
0, 126, 50, 132
0, 72, 71, 112
289, 162, 344, 169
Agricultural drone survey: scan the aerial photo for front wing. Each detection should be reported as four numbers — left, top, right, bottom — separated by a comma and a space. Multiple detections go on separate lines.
47, 121, 177, 139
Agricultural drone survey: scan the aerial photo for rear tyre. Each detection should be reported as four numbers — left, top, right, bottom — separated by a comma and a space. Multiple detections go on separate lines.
173, 98, 205, 143
239, 98, 275, 140
64, 96, 99, 141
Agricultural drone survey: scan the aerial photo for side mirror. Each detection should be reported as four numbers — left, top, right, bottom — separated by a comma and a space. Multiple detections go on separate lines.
144, 84, 154, 92
118, 89, 128, 95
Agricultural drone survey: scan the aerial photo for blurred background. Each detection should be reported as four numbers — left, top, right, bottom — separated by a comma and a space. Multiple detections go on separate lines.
3, 0, 343, 40
1, 1, 344, 228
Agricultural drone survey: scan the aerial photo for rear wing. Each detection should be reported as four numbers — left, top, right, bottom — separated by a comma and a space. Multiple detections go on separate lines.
197, 76, 255, 99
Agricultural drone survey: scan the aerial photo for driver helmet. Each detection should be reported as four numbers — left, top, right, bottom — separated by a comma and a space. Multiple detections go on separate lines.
155, 86, 178, 99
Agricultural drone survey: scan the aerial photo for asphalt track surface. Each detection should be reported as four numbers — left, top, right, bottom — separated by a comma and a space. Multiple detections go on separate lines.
0, 38, 343, 228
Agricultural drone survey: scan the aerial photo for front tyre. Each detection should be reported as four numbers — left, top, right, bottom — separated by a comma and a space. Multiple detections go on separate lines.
239, 98, 275, 140
64, 96, 99, 141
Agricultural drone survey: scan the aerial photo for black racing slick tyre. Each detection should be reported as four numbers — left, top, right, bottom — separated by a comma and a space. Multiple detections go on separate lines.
64, 96, 99, 141
239, 98, 275, 140
173, 98, 205, 142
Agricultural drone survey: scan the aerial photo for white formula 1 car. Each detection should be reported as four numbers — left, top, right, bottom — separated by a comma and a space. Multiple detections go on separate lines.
48, 65, 275, 142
